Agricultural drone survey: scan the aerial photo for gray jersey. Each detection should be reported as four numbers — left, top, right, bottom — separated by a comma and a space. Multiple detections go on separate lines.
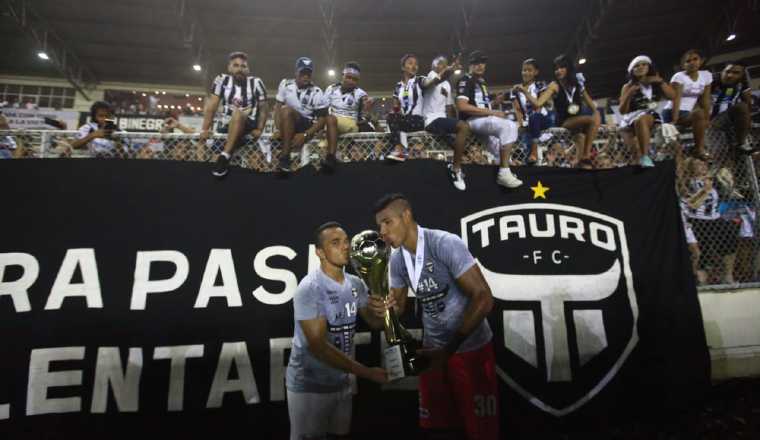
286, 269, 369, 393
390, 227, 492, 353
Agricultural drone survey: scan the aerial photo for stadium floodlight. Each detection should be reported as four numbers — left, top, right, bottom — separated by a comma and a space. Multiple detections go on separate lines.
328, 69, 336, 77
454, 69, 462, 75
726, 33, 736, 41
37, 51, 49, 60
578, 58, 587, 65
193, 64, 202, 72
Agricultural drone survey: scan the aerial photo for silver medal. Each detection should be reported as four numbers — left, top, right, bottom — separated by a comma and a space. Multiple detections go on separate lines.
568, 104, 580, 115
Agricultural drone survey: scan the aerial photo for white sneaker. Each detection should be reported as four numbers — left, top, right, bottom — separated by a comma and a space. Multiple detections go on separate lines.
497, 168, 522, 188
447, 163, 466, 191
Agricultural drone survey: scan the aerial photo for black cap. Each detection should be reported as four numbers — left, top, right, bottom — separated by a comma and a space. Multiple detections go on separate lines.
295, 57, 314, 74
469, 50, 488, 64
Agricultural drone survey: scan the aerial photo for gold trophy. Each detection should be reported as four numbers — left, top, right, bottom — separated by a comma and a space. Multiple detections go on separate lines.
350, 230, 425, 380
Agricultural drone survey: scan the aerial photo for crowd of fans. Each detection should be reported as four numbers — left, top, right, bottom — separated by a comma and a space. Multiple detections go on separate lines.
53, 49, 754, 184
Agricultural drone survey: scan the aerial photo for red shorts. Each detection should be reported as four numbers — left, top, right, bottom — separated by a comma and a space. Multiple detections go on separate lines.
418, 342, 499, 440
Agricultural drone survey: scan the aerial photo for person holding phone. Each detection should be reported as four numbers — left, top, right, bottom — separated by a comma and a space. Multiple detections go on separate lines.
71, 101, 125, 157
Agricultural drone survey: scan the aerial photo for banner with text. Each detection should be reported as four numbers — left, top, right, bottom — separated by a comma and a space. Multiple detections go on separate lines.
0, 159, 709, 438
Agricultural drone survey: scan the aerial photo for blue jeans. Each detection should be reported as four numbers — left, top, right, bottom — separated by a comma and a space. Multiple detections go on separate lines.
519, 113, 554, 155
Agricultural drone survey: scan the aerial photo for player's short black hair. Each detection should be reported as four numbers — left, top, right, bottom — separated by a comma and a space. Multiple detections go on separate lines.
314, 221, 344, 249
373, 193, 411, 215
89, 101, 113, 119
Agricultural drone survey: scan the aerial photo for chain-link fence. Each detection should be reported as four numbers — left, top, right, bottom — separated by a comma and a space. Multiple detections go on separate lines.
3, 124, 760, 289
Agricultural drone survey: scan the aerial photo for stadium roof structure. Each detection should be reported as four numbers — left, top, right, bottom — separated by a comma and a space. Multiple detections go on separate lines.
1, 0, 758, 98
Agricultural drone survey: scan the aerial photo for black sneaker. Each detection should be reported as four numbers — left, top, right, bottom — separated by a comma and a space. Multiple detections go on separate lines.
212, 154, 229, 178
278, 155, 291, 173
321, 153, 337, 174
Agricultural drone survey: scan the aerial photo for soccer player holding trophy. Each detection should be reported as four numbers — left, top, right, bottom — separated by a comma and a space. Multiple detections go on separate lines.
367, 193, 500, 440
285, 222, 388, 440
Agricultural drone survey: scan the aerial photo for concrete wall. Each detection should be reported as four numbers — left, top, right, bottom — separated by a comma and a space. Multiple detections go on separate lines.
700, 288, 760, 381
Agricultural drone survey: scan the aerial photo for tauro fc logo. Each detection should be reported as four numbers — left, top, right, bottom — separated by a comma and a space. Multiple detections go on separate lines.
460, 204, 639, 416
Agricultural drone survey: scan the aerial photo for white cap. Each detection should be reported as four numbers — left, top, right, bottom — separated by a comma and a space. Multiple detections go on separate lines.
627, 55, 652, 74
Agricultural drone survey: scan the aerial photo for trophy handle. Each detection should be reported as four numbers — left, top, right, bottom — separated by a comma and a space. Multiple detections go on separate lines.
384, 307, 416, 345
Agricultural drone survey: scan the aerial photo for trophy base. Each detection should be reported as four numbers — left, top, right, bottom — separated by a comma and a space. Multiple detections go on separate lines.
383, 345, 407, 381
383, 339, 430, 381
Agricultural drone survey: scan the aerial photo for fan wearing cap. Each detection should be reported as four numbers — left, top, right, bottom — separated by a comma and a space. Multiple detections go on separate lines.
422, 54, 472, 190
456, 50, 522, 188
530, 54, 600, 169
274, 57, 329, 173
618, 55, 675, 168
201, 51, 269, 178
322, 62, 372, 172
710, 61, 754, 154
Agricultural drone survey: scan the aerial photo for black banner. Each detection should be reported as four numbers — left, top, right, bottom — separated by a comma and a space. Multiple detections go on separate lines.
0, 159, 709, 438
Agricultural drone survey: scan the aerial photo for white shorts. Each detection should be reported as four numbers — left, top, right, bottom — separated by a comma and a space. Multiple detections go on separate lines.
287, 387, 352, 440
467, 115, 518, 149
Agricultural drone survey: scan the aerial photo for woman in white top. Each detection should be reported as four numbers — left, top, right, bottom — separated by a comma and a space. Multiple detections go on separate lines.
662, 49, 712, 160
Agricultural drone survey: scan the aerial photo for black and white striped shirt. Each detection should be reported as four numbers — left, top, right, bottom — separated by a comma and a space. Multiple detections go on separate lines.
683, 179, 720, 220
210, 74, 267, 126
393, 76, 425, 116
